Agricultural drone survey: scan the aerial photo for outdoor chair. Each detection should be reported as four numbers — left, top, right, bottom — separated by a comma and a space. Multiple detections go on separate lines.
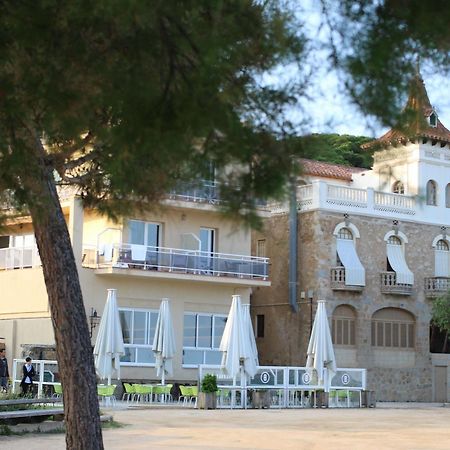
189, 386, 198, 408
53, 383, 63, 399
178, 385, 192, 406
153, 384, 172, 403
134, 384, 153, 402
122, 383, 136, 402
97, 384, 117, 406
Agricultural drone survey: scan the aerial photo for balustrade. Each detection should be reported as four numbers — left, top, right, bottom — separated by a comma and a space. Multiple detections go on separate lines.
424, 276, 450, 297
380, 272, 413, 295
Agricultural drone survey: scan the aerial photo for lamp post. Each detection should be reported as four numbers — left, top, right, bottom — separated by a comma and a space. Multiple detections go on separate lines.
89, 308, 101, 338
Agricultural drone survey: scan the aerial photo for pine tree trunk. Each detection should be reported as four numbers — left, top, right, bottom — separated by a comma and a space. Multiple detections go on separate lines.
23, 148, 103, 448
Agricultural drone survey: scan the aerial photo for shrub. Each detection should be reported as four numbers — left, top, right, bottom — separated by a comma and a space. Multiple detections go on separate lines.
201, 374, 218, 393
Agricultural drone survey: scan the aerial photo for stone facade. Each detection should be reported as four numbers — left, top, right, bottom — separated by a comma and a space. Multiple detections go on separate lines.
252, 209, 441, 401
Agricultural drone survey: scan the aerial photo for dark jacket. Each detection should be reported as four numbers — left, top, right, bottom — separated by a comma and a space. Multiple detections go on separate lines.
0, 357, 8, 378
20, 364, 35, 386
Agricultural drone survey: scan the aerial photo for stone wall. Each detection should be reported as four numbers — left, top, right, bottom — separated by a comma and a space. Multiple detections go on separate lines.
252, 209, 441, 401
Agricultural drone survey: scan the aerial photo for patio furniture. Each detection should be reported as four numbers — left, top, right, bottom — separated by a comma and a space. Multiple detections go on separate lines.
97, 384, 117, 406
179, 385, 193, 406
122, 382, 136, 402
134, 384, 153, 402
153, 384, 172, 403
53, 383, 63, 399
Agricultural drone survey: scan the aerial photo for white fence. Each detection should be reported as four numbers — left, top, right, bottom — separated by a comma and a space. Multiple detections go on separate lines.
0, 246, 41, 270
11, 359, 59, 398
198, 365, 366, 408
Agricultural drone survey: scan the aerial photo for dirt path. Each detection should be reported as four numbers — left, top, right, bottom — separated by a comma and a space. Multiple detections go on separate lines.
3, 405, 450, 449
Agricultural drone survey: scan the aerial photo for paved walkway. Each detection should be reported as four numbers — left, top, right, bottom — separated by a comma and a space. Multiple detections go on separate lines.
3, 403, 450, 449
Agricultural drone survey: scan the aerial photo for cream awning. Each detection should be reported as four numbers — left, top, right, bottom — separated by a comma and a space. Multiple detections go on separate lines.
387, 244, 414, 285
336, 239, 365, 286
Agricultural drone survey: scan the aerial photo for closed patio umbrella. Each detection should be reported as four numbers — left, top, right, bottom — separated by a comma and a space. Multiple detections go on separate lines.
306, 300, 337, 392
152, 299, 176, 385
93, 289, 125, 385
220, 295, 259, 407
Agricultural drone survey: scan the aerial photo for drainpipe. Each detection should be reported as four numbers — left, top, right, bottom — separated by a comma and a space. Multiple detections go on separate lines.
288, 176, 298, 312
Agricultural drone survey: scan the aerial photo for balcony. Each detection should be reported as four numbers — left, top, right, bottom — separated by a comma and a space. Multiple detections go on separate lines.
424, 277, 450, 298
380, 272, 413, 295
0, 246, 41, 270
168, 180, 221, 205
330, 267, 363, 291
82, 243, 269, 285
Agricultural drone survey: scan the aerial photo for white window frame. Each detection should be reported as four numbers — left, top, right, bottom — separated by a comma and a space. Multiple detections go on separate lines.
182, 312, 226, 368
128, 219, 161, 247
119, 307, 159, 367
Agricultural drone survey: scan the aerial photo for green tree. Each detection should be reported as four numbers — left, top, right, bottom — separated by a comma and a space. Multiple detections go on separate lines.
289, 134, 373, 168
0, 2, 304, 448
432, 294, 450, 353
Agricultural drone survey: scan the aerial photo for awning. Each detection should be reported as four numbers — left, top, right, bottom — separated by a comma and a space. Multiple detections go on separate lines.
435, 249, 449, 277
336, 239, 365, 286
387, 244, 414, 285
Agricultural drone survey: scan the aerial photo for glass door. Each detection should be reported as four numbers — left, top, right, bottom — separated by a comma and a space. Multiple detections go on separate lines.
199, 228, 215, 272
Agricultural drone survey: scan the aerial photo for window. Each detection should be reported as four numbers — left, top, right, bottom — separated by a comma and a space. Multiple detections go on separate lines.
429, 112, 437, 127
256, 314, 265, 338
392, 181, 405, 195
385, 233, 414, 284
426, 180, 437, 206
446, 184, 450, 208
129, 220, 161, 248
334, 225, 365, 286
256, 239, 266, 258
119, 308, 159, 365
199, 228, 216, 272
434, 239, 450, 277
183, 313, 226, 366
371, 308, 415, 349
10, 234, 35, 248
332, 305, 356, 346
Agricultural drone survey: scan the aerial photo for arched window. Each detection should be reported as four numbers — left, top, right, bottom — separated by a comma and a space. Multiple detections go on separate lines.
392, 181, 405, 195
332, 305, 356, 346
333, 222, 365, 286
446, 183, 450, 208
371, 308, 415, 349
387, 235, 401, 246
434, 238, 450, 277
429, 112, 438, 127
384, 231, 414, 285
426, 180, 438, 206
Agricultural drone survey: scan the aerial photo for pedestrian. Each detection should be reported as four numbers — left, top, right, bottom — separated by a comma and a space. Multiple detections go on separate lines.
0, 349, 9, 393
20, 357, 35, 396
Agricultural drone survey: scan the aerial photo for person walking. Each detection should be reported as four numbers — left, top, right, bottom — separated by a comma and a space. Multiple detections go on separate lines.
20, 357, 35, 396
0, 349, 9, 392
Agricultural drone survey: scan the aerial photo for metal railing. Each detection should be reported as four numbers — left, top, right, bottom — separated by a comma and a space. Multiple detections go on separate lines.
0, 246, 41, 270
424, 276, 450, 297
83, 243, 269, 280
330, 267, 364, 291
198, 365, 366, 409
380, 272, 413, 295
168, 180, 221, 204
11, 359, 59, 398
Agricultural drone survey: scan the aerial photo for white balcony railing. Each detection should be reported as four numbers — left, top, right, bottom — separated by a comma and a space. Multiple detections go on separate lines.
83, 243, 269, 280
0, 246, 41, 270
424, 276, 450, 297
380, 272, 413, 295
330, 267, 363, 291
168, 180, 221, 204
374, 191, 415, 215
327, 185, 368, 208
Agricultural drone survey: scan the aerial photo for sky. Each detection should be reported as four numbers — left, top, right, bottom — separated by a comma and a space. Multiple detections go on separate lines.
284, 1, 450, 139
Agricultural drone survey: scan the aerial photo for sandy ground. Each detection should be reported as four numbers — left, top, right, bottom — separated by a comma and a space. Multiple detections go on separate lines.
2, 403, 450, 450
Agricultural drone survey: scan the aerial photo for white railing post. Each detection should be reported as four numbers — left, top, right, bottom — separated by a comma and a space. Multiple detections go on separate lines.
38, 360, 45, 398
367, 188, 375, 214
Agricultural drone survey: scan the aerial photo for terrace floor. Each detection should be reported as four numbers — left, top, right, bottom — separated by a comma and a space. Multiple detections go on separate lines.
4, 402, 450, 449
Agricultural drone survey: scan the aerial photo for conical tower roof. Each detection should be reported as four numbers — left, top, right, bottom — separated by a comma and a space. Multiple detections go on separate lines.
363, 74, 450, 148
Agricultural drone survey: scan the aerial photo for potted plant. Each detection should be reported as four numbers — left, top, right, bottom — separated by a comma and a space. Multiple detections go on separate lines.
198, 374, 218, 409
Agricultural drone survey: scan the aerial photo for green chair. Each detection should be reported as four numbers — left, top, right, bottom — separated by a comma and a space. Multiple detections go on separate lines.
53, 383, 63, 399
122, 383, 136, 402
189, 386, 198, 408
179, 385, 192, 405
134, 384, 153, 402
97, 384, 117, 406
153, 384, 172, 403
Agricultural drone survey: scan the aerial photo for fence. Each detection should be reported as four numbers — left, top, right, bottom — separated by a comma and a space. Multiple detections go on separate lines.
12, 359, 59, 398
198, 365, 366, 408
